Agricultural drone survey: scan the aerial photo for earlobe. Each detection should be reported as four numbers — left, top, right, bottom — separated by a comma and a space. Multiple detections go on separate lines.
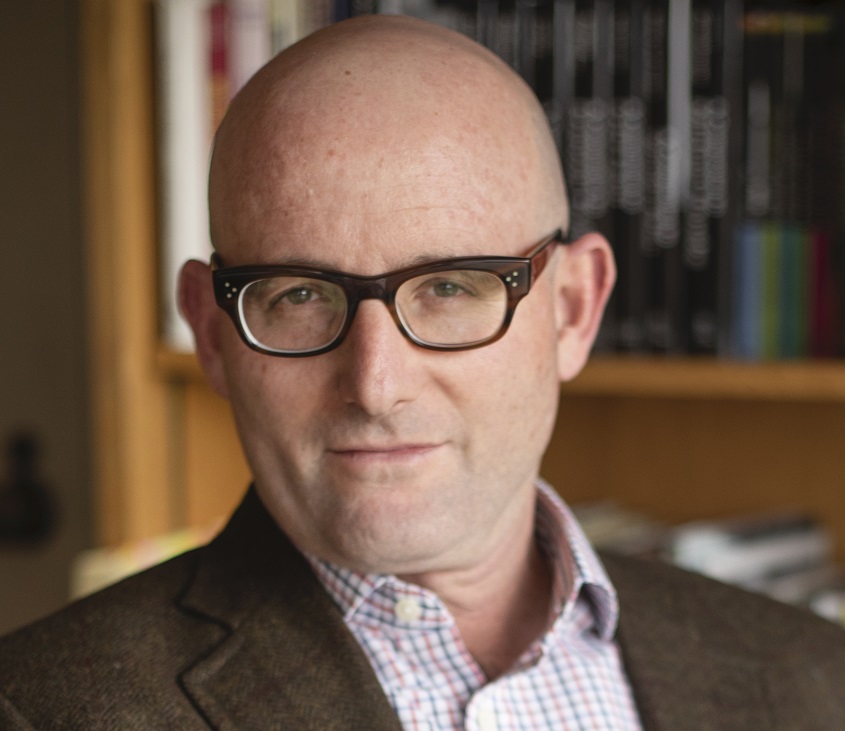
553, 232, 616, 382
177, 260, 230, 399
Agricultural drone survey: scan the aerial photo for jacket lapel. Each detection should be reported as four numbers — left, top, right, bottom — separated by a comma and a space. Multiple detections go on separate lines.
175, 488, 403, 731
601, 552, 772, 731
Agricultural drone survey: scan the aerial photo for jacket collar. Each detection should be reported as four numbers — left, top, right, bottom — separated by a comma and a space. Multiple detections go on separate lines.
601, 552, 771, 730
175, 487, 403, 731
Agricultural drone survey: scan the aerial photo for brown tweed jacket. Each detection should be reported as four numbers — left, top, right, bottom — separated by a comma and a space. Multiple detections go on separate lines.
2, 487, 845, 730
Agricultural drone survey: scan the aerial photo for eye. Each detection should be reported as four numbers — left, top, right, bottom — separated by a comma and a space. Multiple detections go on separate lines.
244, 277, 341, 314
410, 273, 480, 301
275, 285, 317, 306
430, 279, 470, 298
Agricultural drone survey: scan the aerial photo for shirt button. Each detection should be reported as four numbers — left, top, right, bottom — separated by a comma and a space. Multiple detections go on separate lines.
476, 706, 498, 731
394, 597, 422, 622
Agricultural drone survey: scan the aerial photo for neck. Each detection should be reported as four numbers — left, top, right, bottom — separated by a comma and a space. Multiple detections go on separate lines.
399, 499, 556, 680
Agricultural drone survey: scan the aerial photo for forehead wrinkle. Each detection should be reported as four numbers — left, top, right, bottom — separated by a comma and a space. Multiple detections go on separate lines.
227, 147, 517, 250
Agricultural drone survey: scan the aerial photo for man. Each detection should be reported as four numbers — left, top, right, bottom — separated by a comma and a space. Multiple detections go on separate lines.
2, 14, 845, 731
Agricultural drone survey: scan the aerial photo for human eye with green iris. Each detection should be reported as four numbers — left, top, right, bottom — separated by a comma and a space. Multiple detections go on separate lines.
276, 285, 318, 306
411, 272, 480, 304
258, 279, 339, 313
431, 278, 472, 298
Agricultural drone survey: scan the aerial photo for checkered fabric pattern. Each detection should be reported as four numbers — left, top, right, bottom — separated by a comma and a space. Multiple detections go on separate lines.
309, 481, 643, 730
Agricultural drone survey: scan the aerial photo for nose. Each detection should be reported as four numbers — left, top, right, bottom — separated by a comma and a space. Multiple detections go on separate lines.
333, 300, 423, 417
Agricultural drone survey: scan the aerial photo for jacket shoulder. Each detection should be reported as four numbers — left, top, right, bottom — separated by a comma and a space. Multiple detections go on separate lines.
0, 548, 220, 729
602, 550, 845, 651
602, 551, 845, 728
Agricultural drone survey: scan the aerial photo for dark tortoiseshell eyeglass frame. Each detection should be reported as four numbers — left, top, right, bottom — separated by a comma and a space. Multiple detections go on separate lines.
210, 228, 569, 357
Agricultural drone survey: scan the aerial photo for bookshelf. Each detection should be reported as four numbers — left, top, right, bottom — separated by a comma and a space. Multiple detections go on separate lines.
571, 357, 845, 402
83, 0, 845, 565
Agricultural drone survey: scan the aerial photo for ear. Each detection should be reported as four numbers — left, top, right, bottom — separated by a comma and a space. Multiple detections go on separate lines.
177, 259, 230, 399
551, 232, 616, 382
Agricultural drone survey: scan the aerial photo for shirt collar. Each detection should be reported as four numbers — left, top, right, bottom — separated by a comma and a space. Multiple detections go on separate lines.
307, 480, 619, 641
535, 479, 620, 641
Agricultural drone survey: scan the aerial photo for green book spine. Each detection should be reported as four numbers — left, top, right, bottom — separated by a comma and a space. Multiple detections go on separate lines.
761, 220, 781, 359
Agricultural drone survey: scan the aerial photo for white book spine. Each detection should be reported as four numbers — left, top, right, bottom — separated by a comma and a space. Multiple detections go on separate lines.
157, 0, 215, 352
270, 0, 306, 54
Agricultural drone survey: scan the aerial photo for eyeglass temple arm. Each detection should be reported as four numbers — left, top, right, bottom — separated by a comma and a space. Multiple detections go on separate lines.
529, 229, 569, 286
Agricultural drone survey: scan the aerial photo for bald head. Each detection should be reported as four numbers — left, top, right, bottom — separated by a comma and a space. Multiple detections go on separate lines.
208, 15, 567, 262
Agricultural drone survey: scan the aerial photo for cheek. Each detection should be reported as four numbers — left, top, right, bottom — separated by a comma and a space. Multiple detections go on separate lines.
220, 339, 325, 451
503, 298, 561, 436
461, 303, 560, 462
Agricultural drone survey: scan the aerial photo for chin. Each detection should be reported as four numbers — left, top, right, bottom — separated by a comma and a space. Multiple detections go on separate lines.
326, 521, 462, 576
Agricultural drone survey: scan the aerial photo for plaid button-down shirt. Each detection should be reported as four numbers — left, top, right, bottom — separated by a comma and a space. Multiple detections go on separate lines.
309, 481, 642, 730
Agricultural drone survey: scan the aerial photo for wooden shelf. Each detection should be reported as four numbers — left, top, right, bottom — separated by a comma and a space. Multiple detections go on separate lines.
565, 357, 845, 401
158, 347, 845, 402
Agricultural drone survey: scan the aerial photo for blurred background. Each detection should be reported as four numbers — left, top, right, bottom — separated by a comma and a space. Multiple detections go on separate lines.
0, 1, 90, 634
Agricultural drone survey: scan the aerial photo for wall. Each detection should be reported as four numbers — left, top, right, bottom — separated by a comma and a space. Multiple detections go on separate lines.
0, 0, 91, 634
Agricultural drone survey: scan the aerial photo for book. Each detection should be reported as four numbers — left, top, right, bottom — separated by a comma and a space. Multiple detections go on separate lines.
565, 0, 613, 242
157, 1, 326, 350
684, 0, 740, 355
731, 219, 763, 359
612, 0, 648, 352
779, 222, 807, 358
270, 0, 307, 53
229, 0, 272, 91
669, 511, 835, 590
760, 218, 782, 359
571, 499, 668, 556
801, 9, 842, 357
732, 7, 780, 359
640, 0, 687, 353
157, 0, 216, 351
550, 0, 576, 153
564, 0, 616, 349
209, 2, 231, 132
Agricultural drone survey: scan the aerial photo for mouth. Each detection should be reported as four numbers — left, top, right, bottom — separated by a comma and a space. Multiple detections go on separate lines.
327, 443, 443, 463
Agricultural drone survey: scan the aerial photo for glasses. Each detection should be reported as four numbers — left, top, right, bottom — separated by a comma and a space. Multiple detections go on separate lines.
211, 229, 567, 357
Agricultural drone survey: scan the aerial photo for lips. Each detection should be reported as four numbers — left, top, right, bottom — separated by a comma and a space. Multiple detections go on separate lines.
327, 443, 443, 461
328, 444, 440, 454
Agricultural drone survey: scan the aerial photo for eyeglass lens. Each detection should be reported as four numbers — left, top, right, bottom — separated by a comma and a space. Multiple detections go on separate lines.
237, 269, 508, 353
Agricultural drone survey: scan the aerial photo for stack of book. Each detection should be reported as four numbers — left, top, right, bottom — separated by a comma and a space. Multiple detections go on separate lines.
571, 500, 669, 557
575, 499, 845, 625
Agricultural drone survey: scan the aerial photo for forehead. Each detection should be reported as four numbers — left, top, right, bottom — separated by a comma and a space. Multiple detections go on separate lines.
210, 26, 559, 273
215, 127, 548, 274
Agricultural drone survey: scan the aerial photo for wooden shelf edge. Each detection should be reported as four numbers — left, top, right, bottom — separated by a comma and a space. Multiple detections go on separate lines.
156, 347, 845, 402
567, 356, 845, 402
